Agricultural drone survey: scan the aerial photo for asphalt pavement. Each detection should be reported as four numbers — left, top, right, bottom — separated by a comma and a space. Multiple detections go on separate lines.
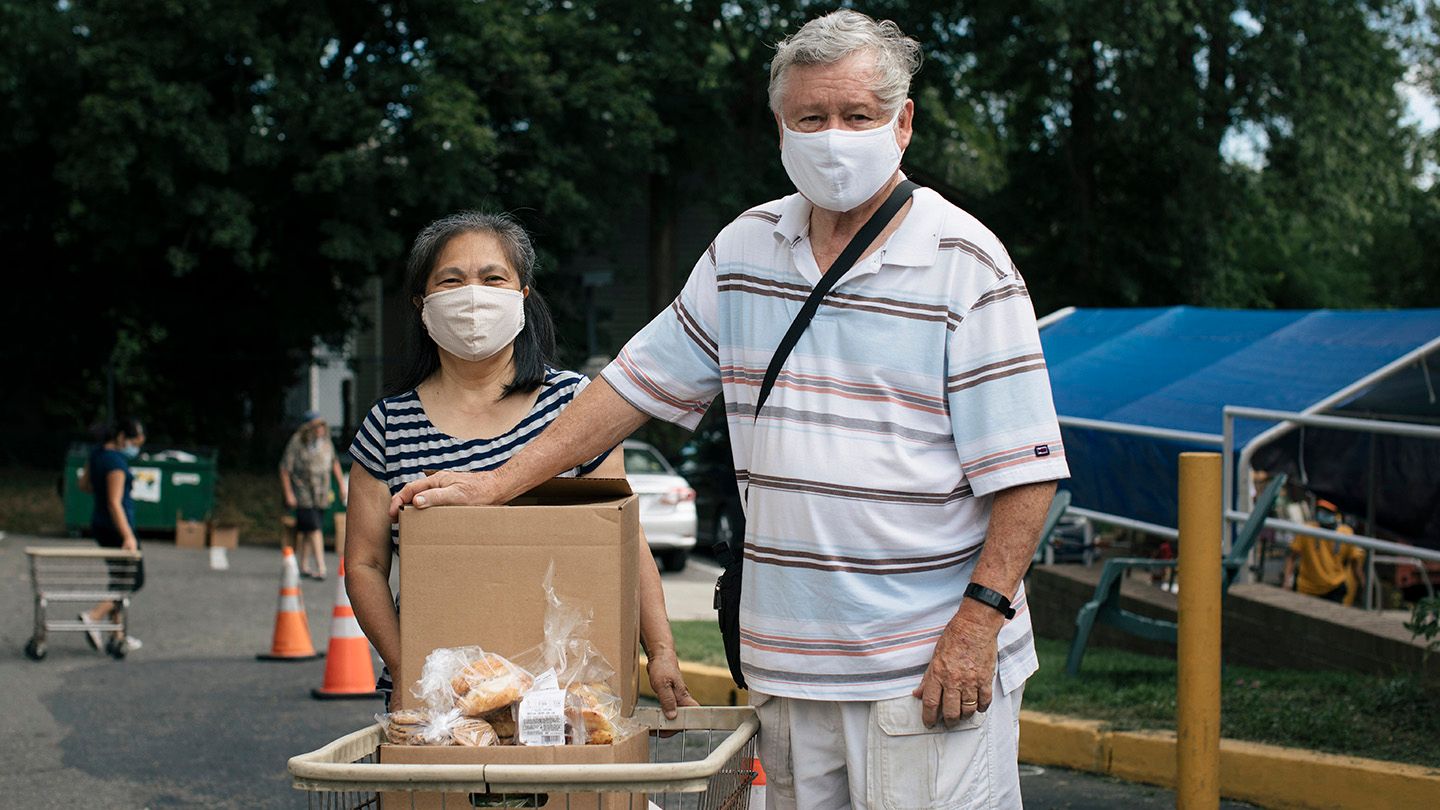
2, 534, 1256, 808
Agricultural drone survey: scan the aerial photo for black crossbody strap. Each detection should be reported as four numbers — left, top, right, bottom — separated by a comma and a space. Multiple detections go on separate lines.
753, 179, 920, 419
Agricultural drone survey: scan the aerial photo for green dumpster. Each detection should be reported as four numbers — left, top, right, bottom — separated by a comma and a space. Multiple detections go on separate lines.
63, 444, 219, 535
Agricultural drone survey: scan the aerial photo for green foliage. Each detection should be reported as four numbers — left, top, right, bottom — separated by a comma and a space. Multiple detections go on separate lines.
1, 1, 1435, 464
1406, 596, 1440, 658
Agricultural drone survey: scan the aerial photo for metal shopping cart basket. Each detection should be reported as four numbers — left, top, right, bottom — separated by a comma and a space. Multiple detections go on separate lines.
289, 705, 760, 810
23, 546, 143, 660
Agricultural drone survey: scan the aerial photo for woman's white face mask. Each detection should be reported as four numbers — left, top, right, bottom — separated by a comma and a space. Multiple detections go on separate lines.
421, 285, 526, 362
780, 109, 903, 212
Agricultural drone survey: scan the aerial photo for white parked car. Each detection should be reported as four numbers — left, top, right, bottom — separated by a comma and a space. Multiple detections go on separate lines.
623, 440, 697, 571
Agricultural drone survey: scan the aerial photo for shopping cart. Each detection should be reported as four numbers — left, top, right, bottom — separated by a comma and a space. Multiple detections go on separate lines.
23, 546, 143, 660
289, 705, 760, 810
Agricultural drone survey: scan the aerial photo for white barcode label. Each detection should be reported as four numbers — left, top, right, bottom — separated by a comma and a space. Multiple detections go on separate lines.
518, 670, 566, 746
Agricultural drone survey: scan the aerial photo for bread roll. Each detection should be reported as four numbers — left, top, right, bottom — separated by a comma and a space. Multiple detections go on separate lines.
451, 717, 499, 747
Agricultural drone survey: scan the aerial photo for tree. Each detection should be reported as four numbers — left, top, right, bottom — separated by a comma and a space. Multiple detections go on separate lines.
0, 0, 665, 466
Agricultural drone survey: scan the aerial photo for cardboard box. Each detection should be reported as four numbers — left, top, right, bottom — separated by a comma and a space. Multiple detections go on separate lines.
208, 524, 239, 549
395, 478, 641, 712
175, 515, 208, 549
386, 478, 643, 809
378, 732, 648, 810
397, 475, 639, 709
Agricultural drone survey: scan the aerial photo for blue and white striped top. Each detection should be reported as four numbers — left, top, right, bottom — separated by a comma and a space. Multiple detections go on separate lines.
349, 366, 610, 546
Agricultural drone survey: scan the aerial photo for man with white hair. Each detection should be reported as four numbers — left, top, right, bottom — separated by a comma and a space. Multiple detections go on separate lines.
392, 10, 1067, 807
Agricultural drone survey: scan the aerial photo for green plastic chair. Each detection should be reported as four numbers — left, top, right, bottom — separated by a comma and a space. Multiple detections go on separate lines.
1063, 473, 1287, 676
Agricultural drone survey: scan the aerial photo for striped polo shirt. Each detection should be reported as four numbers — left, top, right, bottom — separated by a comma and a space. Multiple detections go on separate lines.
350, 367, 611, 546
602, 185, 1069, 701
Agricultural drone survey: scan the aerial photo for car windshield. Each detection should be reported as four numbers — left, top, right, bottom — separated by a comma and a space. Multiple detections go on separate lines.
624, 446, 672, 475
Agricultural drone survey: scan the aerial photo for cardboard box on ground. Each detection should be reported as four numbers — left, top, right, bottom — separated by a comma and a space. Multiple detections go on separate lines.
174, 513, 207, 549
382, 478, 645, 810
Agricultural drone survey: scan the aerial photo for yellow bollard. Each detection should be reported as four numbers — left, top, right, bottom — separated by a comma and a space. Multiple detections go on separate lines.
1177, 452, 1222, 808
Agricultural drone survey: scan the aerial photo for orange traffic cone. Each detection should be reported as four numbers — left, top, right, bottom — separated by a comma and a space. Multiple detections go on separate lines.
312, 559, 381, 699
257, 547, 322, 661
749, 757, 767, 805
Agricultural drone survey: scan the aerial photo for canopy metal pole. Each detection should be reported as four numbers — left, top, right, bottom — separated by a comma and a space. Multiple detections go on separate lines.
1036, 306, 1077, 330
1057, 415, 1224, 445
1235, 338, 1440, 516
1066, 505, 1179, 540
1223, 512, 1440, 564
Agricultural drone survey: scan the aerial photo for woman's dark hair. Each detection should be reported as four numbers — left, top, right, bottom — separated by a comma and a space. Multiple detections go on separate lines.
95, 417, 144, 443
388, 211, 556, 399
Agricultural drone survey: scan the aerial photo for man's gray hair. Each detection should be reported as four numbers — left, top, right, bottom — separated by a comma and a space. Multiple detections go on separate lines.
768, 10, 922, 115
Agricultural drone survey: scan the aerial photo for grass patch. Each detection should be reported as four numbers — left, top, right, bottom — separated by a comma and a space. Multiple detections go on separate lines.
664, 621, 1440, 767
670, 620, 729, 668
1026, 637, 1440, 768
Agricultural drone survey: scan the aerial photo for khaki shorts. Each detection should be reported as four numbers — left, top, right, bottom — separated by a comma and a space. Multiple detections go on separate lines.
752, 674, 1024, 810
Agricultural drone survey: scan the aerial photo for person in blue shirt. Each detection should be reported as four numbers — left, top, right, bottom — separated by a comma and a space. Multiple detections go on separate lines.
78, 417, 146, 652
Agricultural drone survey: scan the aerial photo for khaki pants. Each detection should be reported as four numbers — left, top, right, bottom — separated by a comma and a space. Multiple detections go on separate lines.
753, 674, 1024, 810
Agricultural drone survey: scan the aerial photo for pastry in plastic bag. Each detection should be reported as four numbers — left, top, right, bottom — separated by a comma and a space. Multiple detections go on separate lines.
483, 706, 517, 741
412, 646, 533, 717
377, 708, 464, 746
378, 709, 429, 745
566, 682, 622, 745
454, 653, 533, 717
451, 717, 499, 747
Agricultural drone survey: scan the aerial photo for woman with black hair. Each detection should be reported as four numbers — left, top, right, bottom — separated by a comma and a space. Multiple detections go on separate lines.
344, 211, 695, 715
77, 417, 146, 653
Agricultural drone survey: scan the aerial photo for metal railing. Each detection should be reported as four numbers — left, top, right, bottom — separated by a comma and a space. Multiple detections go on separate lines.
1049, 408, 1440, 608
1223, 405, 1440, 608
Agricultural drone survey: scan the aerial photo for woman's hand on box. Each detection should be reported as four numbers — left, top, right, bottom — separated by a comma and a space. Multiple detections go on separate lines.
388, 470, 502, 519
647, 648, 699, 720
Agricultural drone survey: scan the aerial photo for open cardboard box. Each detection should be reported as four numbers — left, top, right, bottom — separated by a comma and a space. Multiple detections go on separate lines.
383, 478, 644, 808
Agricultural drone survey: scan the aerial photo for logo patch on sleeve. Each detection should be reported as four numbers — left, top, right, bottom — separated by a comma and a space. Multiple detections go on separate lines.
1034, 445, 1051, 457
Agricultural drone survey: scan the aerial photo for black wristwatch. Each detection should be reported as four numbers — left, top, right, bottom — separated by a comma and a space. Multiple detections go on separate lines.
964, 583, 1016, 619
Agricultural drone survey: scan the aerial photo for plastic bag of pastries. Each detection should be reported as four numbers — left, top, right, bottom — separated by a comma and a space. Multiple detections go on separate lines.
377, 708, 465, 745
412, 645, 534, 717
450, 716, 500, 747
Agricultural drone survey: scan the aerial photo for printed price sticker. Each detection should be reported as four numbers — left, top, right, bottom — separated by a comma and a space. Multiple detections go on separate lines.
518, 669, 567, 746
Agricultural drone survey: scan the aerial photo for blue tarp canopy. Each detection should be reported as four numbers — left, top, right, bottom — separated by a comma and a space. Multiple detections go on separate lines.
1040, 307, 1440, 531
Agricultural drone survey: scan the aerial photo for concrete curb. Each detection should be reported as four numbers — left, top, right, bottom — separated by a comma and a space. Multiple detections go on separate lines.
647, 660, 1440, 809
1018, 710, 1440, 810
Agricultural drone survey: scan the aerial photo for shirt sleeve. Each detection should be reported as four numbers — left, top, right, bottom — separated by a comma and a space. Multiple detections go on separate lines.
946, 271, 1070, 497
600, 242, 722, 431
91, 450, 120, 479
565, 374, 616, 475
349, 400, 388, 481
279, 435, 300, 474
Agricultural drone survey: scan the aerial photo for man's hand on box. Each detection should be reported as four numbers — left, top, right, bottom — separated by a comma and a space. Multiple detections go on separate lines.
388, 470, 503, 519
647, 649, 698, 720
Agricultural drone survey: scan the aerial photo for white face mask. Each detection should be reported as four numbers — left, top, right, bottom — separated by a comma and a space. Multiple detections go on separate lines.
421, 285, 526, 362
780, 110, 903, 212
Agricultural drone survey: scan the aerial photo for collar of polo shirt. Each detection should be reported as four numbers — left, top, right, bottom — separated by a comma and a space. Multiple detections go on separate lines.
773, 174, 943, 273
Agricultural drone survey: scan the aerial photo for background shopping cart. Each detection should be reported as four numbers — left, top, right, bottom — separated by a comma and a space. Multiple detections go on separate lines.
289, 705, 760, 810
23, 546, 143, 660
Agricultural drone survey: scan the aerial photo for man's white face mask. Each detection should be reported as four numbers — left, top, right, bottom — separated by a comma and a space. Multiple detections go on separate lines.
780, 109, 903, 212
421, 285, 526, 362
